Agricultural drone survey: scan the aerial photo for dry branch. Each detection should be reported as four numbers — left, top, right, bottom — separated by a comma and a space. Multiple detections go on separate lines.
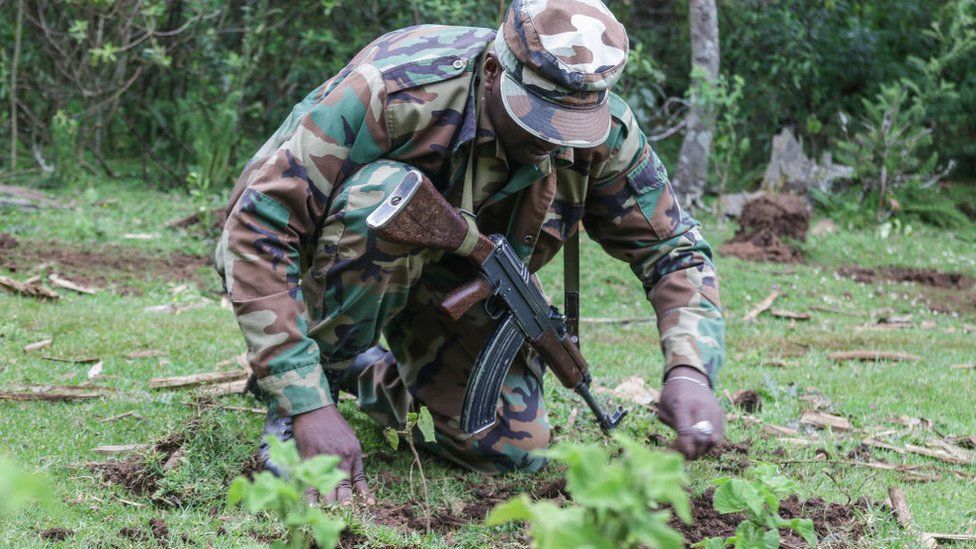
770, 309, 811, 320
743, 290, 779, 322
888, 486, 938, 549
149, 371, 246, 390
800, 411, 852, 431
23, 339, 53, 352
49, 274, 97, 294
92, 444, 150, 454
0, 275, 59, 300
829, 351, 921, 362
0, 384, 114, 401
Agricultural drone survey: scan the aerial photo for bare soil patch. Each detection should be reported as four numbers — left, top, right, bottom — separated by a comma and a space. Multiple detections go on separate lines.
837, 266, 974, 290
720, 194, 809, 263
0, 234, 210, 293
38, 528, 73, 541
671, 488, 867, 546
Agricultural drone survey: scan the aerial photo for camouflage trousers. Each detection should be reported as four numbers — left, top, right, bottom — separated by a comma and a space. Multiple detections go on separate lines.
301, 160, 550, 474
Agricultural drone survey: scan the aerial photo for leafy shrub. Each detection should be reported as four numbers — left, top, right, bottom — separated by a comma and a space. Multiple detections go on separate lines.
697, 463, 815, 549
487, 435, 690, 549
227, 437, 346, 549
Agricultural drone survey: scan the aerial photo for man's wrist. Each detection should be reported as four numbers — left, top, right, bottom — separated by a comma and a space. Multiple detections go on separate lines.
664, 365, 712, 388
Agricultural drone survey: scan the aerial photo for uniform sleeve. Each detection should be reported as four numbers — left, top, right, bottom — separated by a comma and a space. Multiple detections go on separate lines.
583, 94, 725, 383
216, 66, 391, 416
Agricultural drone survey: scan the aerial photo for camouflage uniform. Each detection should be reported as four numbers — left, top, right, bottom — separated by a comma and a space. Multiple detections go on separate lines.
216, 0, 725, 474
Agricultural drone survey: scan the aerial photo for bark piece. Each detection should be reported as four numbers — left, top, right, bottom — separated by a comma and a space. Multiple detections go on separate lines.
829, 351, 921, 362
770, 309, 811, 320
0, 384, 114, 401
203, 378, 248, 396
0, 275, 60, 300
743, 290, 779, 322
800, 411, 852, 431
49, 274, 97, 295
40, 355, 99, 364
888, 486, 938, 549
149, 371, 246, 390
93, 444, 150, 455
23, 339, 53, 352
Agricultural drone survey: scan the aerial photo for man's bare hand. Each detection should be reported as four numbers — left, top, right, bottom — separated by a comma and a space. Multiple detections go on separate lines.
292, 405, 373, 505
657, 366, 724, 460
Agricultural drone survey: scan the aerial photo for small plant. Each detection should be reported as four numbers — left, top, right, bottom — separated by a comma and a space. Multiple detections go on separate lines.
227, 437, 345, 549
0, 456, 51, 516
487, 435, 690, 549
383, 406, 437, 532
697, 463, 816, 549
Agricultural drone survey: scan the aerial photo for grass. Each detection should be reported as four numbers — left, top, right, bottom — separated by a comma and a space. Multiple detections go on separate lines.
1, 176, 975, 547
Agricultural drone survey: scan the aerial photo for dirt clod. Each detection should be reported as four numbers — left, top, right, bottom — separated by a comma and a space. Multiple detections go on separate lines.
39, 528, 73, 541
670, 488, 866, 545
149, 518, 169, 541
0, 232, 19, 250
720, 194, 809, 263
732, 389, 763, 413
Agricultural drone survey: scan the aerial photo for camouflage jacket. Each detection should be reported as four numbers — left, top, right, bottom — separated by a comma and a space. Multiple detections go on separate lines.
216, 25, 725, 417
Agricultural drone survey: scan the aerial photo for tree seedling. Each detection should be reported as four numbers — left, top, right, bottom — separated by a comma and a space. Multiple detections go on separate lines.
226, 437, 345, 549
697, 463, 816, 549
383, 405, 437, 532
487, 434, 691, 549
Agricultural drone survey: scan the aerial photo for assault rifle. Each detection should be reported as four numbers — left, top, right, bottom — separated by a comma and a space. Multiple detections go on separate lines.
365, 169, 627, 435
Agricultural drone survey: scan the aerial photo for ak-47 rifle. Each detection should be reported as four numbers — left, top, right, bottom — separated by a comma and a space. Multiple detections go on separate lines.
365, 169, 627, 435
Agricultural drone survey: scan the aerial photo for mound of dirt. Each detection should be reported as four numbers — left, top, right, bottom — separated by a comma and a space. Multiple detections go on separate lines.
671, 488, 867, 545
720, 194, 809, 263
0, 239, 210, 294
838, 266, 975, 290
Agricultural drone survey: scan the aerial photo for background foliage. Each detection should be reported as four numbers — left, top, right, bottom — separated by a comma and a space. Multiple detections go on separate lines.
1, 0, 974, 212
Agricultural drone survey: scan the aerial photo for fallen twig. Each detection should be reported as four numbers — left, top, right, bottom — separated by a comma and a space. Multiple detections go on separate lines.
23, 339, 53, 352
888, 486, 938, 549
0, 275, 60, 300
149, 371, 246, 390
770, 309, 811, 320
49, 274, 97, 295
0, 384, 114, 401
92, 444, 150, 455
580, 316, 655, 325
800, 411, 852, 431
743, 290, 779, 322
828, 351, 921, 362
41, 355, 99, 364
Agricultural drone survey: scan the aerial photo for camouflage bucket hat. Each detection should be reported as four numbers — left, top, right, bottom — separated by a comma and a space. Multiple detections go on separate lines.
495, 0, 628, 148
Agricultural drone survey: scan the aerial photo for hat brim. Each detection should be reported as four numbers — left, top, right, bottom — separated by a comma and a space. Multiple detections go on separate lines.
499, 71, 611, 149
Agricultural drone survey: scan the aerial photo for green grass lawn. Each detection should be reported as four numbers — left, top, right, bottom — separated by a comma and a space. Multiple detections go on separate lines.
1, 177, 974, 547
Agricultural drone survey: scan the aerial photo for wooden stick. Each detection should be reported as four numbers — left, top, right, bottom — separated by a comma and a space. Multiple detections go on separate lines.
0, 384, 113, 401
580, 316, 655, 325
743, 290, 778, 322
23, 339, 53, 353
92, 444, 150, 455
149, 371, 246, 390
9, 0, 23, 169
829, 351, 921, 362
888, 486, 938, 548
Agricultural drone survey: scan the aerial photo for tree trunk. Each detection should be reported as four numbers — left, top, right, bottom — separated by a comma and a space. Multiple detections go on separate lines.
672, 0, 720, 208
10, 0, 24, 170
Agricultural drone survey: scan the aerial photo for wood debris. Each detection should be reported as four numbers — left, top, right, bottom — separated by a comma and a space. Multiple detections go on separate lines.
950, 363, 975, 370
763, 424, 799, 436
202, 378, 248, 396
564, 407, 578, 430
125, 350, 165, 359
865, 438, 974, 465
925, 534, 976, 543
101, 411, 142, 423
41, 355, 99, 364
92, 444, 150, 455
23, 339, 53, 352
888, 486, 938, 549
235, 352, 252, 375
0, 384, 114, 401
743, 290, 779, 322
0, 275, 60, 300
800, 411, 852, 431
122, 233, 156, 240
770, 309, 811, 320
828, 350, 921, 362
49, 274, 97, 295
143, 301, 209, 314
149, 370, 246, 390
778, 437, 820, 446
218, 405, 265, 415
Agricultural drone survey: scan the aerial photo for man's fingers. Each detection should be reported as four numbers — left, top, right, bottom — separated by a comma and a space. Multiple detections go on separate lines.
351, 456, 374, 505
336, 480, 353, 505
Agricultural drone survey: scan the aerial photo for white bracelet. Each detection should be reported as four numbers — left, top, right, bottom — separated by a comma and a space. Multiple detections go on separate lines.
664, 375, 710, 390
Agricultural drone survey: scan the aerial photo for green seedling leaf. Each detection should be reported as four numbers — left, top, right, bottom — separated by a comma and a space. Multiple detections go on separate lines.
306, 507, 345, 548
417, 406, 436, 443
485, 493, 533, 525
295, 454, 345, 495
226, 476, 248, 507
761, 527, 780, 549
384, 427, 400, 450
266, 435, 301, 471
714, 478, 763, 517
697, 537, 729, 549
